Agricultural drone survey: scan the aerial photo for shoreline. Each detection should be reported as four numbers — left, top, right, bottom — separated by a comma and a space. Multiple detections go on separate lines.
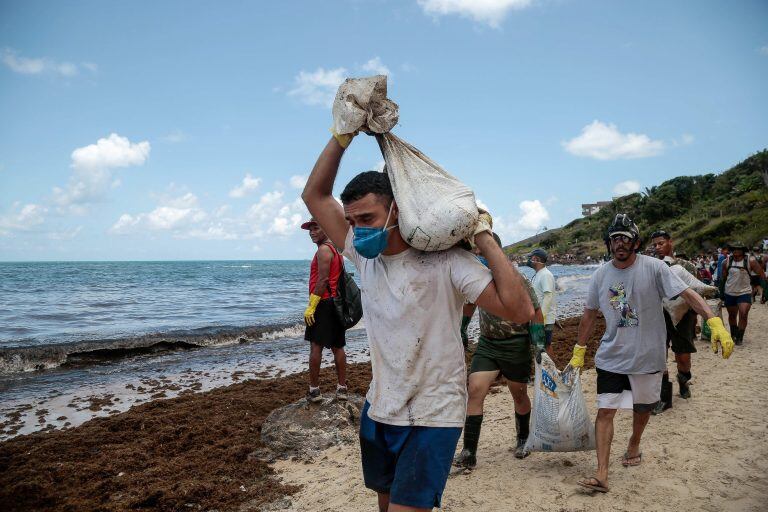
0, 315, 600, 511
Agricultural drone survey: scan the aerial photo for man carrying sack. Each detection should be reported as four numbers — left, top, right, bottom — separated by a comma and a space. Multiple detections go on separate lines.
302, 130, 533, 512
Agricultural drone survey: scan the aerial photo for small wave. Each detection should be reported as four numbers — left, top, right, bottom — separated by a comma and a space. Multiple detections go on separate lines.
556, 274, 592, 292
0, 320, 305, 375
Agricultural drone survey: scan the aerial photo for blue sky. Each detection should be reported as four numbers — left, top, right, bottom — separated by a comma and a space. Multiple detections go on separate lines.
1, 0, 767, 261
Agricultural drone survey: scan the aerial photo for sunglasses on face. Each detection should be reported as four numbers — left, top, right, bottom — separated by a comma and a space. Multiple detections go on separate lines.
610, 235, 632, 244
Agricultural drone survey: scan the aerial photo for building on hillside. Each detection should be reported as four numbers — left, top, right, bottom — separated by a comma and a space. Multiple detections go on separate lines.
581, 201, 612, 217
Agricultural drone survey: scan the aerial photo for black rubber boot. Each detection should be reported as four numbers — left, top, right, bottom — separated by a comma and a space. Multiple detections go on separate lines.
653, 373, 673, 415
454, 415, 482, 469
677, 371, 692, 399
731, 325, 743, 346
514, 412, 531, 459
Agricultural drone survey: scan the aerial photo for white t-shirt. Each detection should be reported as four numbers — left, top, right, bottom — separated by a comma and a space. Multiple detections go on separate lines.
586, 254, 688, 374
343, 229, 492, 427
531, 267, 556, 325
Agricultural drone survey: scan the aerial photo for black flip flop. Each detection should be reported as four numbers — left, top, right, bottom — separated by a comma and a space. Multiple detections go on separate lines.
578, 477, 609, 493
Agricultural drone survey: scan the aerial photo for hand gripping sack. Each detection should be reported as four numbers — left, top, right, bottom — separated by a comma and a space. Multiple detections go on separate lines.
332, 75, 479, 251
524, 353, 595, 453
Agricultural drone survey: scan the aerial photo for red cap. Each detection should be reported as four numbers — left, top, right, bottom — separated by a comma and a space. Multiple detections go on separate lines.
300, 218, 317, 230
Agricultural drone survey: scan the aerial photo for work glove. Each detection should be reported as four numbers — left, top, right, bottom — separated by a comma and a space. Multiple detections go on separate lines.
568, 344, 587, 370
304, 294, 323, 326
466, 208, 493, 249
530, 323, 546, 364
460, 315, 472, 349
330, 127, 356, 149
707, 317, 734, 359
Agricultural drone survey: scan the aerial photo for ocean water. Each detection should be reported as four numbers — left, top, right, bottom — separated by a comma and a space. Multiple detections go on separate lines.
0, 260, 596, 439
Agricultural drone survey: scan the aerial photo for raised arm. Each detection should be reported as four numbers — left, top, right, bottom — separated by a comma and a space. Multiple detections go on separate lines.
301, 137, 352, 249
473, 231, 534, 323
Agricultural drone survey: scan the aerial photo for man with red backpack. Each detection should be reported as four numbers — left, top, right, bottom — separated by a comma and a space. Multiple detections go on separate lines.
302, 217, 348, 402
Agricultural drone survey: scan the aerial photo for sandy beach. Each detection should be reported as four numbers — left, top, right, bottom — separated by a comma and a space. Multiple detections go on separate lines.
274, 306, 768, 512
2, 310, 766, 511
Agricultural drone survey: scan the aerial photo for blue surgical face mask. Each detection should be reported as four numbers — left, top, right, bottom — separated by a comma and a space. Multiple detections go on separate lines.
353, 202, 398, 259
476, 255, 489, 268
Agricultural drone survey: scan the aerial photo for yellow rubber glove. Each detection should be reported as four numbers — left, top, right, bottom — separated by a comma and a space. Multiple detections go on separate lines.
707, 317, 734, 359
330, 127, 355, 149
467, 208, 493, 249
304, 294, 322, 326
568, 344, 587, 369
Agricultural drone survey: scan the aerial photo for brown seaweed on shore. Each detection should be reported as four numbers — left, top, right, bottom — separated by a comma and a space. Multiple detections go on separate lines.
0, 315, 602, 512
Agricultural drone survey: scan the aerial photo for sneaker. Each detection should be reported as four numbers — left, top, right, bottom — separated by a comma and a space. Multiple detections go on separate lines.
335, 386, 348, 401
514, 438, 530, 459
307, 388, 322, 403
677, 374, 691, 399
651, 401, 668, 415
452, 449, 477, 469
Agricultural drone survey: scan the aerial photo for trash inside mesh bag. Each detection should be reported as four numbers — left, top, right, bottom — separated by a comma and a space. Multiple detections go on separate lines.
524, 353, 595, 453
332, 75, 479, 251
662, 264, 718, 325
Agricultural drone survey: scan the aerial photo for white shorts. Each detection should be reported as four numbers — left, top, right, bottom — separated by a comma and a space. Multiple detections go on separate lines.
596, 368, 662, 412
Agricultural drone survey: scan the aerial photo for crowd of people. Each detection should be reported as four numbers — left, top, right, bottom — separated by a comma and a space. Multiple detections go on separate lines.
297, 130, 760, 511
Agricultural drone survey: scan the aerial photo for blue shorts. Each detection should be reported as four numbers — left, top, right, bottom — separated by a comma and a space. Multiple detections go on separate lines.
359, 401, 462, 509
723, 293, 752, 307
545, 324, 554, 346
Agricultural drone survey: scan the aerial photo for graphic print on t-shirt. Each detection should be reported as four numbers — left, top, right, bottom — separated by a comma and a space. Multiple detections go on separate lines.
608, 282, 638, 327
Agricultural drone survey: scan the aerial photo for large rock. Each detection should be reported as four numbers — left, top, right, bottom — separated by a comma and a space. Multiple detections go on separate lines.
259, 393, 365, 460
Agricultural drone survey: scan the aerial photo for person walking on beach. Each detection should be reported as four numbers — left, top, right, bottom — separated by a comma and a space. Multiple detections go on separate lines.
720, 242, 766, 344
749, 247, 764, 303
453, 234, 547, 468
528, 248, 558, 349
302, 218, 348, 402
568, 214, 734, 494
650, 230, 715, 412
302, 131, 533, 512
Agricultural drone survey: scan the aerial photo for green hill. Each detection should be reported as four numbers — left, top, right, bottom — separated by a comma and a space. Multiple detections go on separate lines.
505, 149, 768, 259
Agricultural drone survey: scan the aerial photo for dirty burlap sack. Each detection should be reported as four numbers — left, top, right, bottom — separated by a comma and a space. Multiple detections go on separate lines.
332, 75, 479, 251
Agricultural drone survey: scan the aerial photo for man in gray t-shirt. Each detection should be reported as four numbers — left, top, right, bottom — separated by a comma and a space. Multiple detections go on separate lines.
568, 214, 735, 494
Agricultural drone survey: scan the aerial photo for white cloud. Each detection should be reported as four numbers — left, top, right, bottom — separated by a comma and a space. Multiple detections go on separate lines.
110, 193, 207, 234
53, 133, 150, 213
613, 180, 641, 196
110, 185, 310, 242
562, 120, 664, 160
418, 0, 533, 28
289, 175, 307, 189
71, 133, 150, 172
288, 67, 347, 107
517, 199, 549, 230
362, 57, 391, 77
229, 173, 262, 198
0, 203, 47, 235
1, 48, 96, 77
483, 199, 549, 243
288, 57, 393, 108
